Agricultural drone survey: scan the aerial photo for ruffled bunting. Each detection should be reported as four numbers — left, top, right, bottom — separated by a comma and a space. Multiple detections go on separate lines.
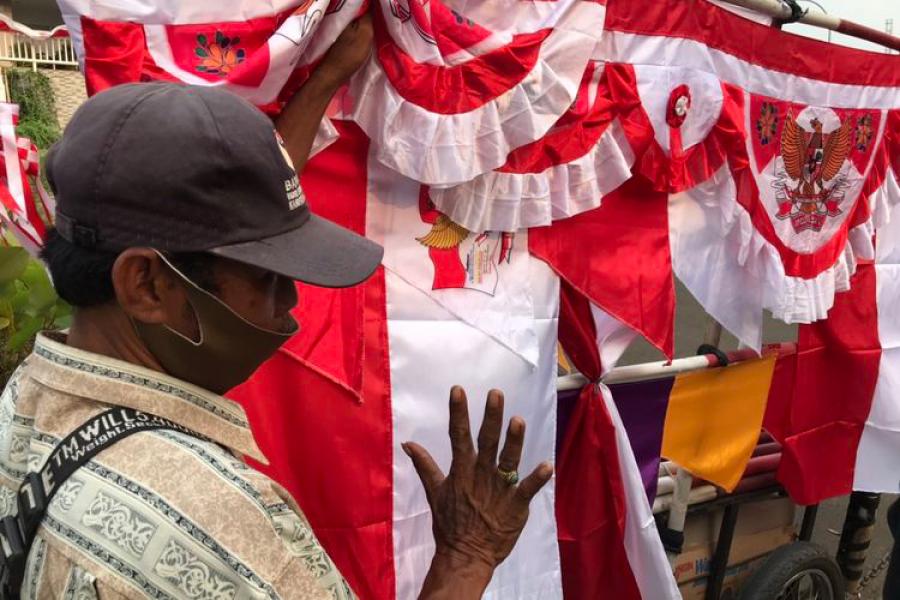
429, 121, 633, 232
61, 0, 366, 111
428, 62, 635, 231
663, 89, 900, 348
349, 0, 606, 185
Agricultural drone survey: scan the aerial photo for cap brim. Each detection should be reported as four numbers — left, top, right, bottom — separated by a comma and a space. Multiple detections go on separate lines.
209, 215, 383, 288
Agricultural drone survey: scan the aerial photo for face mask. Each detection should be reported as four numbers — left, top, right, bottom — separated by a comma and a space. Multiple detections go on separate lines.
133, 253, 298, 394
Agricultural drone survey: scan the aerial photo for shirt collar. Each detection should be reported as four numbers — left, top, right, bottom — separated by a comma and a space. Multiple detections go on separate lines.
29, 333, 268, 465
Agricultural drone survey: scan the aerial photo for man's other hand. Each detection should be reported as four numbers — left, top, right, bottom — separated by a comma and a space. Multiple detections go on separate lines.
315, 12, 373, 90
403, 386, 554, 599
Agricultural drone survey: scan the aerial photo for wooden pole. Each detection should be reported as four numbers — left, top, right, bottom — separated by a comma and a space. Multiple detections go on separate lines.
719, 0, 900, 52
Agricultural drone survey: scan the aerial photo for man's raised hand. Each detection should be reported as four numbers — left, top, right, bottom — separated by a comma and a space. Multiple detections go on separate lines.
403, 386, 554, 599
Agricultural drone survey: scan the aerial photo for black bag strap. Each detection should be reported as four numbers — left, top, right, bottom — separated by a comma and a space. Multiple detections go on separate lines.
0, 407, 203, 599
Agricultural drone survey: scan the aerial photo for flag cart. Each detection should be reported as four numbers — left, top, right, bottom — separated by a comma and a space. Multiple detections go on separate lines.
557, 339, 877, 600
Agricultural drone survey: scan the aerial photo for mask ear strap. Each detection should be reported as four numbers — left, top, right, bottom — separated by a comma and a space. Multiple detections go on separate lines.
155, 250, 298, 336
128, 250, 206, 347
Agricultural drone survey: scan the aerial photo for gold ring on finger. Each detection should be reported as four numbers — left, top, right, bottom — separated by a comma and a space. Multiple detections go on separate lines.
497, 467, 519, 485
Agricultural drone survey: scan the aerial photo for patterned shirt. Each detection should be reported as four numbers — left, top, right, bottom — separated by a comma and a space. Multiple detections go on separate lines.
0, 333, 355, 600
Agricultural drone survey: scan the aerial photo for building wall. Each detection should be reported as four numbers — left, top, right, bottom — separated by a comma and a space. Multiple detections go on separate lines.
41, 68, 86, 128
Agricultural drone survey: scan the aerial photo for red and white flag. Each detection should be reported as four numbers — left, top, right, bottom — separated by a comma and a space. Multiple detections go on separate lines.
232, 122, 563, 600
762, 112, 900, 502
230, 121, 678, 600
56, 0, 364, 114
0, 104, 51, 253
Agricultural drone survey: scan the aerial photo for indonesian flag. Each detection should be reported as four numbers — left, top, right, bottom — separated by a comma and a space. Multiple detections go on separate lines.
0, 104, 52, 254
230, 121, 678, 599
56, 0, 365, 114
764, 169, 900, 503
432, 0, 900, 356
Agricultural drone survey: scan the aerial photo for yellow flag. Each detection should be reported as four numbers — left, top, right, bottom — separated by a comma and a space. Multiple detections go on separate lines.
661, 355, 776, 492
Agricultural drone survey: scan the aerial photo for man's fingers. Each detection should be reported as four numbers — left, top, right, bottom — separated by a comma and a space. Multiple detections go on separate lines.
476, 390, 504, 469
402, 442, 444, 499
448, 386, 475, 470
514, 462, 554, 505
497, 416, 525, 473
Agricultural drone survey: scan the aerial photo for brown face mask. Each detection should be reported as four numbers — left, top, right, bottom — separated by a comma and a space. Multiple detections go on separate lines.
133, 253, 298, 394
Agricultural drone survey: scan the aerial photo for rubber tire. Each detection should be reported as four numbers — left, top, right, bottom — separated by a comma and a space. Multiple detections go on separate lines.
739, 541, 846, 600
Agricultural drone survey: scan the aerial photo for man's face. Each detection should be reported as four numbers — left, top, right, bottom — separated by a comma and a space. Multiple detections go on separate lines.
179, 257, 299, 340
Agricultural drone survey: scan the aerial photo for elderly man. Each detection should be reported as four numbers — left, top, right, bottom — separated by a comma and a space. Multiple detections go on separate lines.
0, 16, 551, 600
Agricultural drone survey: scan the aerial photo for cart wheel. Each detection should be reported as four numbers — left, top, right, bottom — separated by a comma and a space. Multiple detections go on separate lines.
739, 542, 845, 600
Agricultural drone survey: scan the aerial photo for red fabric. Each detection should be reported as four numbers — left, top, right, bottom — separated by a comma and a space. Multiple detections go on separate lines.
80, 18, 154, 96
229, 122, 395, 599
418, 188, 467, 289
375, 5, 552, 114
763, 264, 881, 505
163, 17, 277, 86
280, 121, 372, 395
530, 175, 675, 358
556, 385, 642, 600
499, 65, 615, 173
79, 15, 298, 114
604, 0, 900, 87
890, 111, 900, 177
558, 280, 604, 377
18, 171, 45, 240
429, 1, 493, 57
555, 281, 641, 600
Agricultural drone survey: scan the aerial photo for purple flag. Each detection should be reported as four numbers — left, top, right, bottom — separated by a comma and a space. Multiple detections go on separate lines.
609, 378, 674, 504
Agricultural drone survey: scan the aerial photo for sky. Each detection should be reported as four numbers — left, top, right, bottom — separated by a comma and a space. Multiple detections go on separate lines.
783, 0, 899, 53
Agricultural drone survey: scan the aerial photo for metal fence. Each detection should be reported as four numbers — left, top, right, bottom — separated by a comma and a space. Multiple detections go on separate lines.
0, 33, 78, 70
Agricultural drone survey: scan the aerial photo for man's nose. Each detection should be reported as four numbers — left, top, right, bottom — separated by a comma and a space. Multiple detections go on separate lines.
277, 276, 299, 314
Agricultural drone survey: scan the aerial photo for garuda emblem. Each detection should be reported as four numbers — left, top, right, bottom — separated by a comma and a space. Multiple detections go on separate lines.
776, 113, 852, 233
417, 214, 513, 295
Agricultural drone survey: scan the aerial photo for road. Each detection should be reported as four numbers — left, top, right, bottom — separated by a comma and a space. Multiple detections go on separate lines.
812, 494, 896, 599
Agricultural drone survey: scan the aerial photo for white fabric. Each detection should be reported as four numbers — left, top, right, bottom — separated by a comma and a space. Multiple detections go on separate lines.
600, 32, 900, 110
668, 164, 887, 351
366, 157, 541, 366
384, 261, 562, 600
591, 304, 638, 376
854, 198, 900, 492
853, 265, 900, 492
428, 119, 634, 232
633, 63, 724, 155
364, 137, 562, 599
57, 0, 304, 23
0, 103, 41, 252
444, 0, 590, 40
599, 384, 680, 599
350, 2, 606, 186
0, 105, 24, 216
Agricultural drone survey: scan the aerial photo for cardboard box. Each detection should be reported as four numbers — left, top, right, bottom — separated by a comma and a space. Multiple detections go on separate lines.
673, 496, 798, 598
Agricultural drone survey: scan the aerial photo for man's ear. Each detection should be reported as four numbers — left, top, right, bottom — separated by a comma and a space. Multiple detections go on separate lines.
111, 248, 185, 325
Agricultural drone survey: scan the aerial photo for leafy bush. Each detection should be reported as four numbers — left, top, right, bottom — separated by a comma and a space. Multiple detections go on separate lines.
0, 247, 71, 387
7, 69, 61, 148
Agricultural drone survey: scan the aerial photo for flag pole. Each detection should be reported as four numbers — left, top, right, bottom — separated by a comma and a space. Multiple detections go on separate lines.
718, 0, 900, 52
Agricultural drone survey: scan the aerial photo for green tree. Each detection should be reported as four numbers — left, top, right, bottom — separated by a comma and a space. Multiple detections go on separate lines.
0, 247, 70, 387
7, 68, 61, 148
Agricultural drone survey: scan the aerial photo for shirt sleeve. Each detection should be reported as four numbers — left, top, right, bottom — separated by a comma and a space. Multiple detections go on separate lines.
267, 503, 356, 600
